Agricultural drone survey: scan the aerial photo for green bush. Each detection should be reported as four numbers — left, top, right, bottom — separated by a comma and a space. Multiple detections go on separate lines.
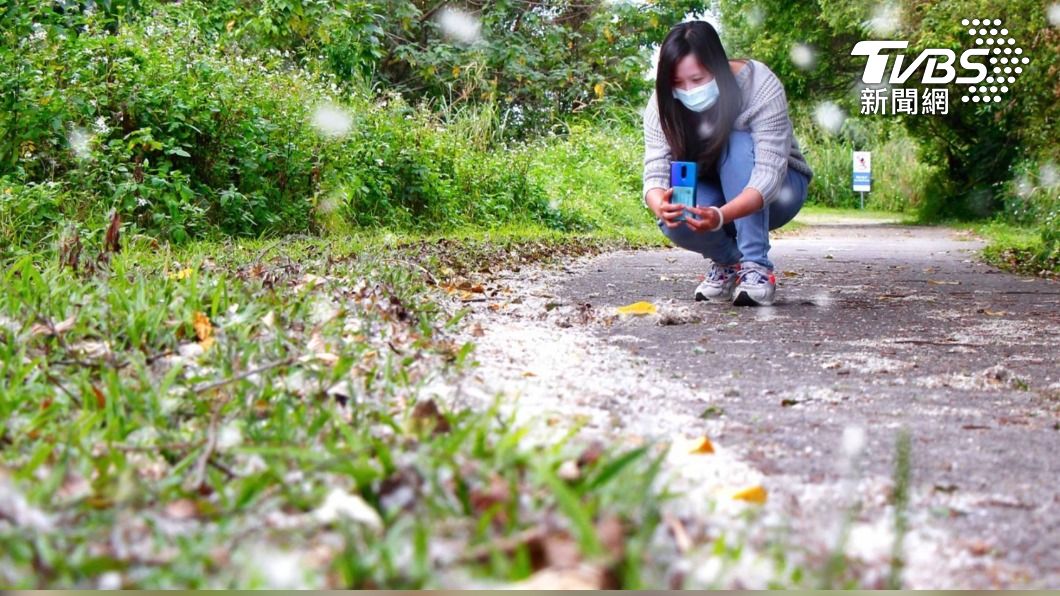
0, 5, 601, 253
796, 115, 937, 212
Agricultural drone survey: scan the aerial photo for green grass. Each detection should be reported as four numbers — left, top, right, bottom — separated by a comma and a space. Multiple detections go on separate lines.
795, 204, 913, 223
0, 228, 674, 588
943, 219, 1058, 277
1, 220, 919, 588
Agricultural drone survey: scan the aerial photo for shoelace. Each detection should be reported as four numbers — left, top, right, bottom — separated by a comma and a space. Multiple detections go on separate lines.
738, 266, 771, 285
706, 264, 736, 281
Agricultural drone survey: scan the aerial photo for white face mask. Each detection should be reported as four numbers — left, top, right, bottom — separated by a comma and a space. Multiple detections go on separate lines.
672, 79, 719, 112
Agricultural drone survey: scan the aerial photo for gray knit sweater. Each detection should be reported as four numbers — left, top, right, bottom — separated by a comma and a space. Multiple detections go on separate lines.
642, 59, 813, 207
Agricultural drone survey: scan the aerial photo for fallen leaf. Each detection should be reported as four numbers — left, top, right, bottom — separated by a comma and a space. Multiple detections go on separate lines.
732, 484, 768, 504
30, 315, 77, 337
577, 441, 605, 468
165, 498, 199, 520
168, 268, 194, 281
469, 474, 510, 520
688, 436, 715, 454
595, 515, 625, 560
663, 513, 693, 553
91, 385, 106, 408
192, 311, 214, 350
616, 301, 657, 316
410, 399, 451, 435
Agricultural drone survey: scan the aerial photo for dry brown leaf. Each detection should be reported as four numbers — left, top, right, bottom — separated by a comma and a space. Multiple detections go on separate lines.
663, 513, 693, 553
595, 514, 626, 560
192, 311, 213, 350
30, 315, 77, 337
410, 399, 451, 435
90, 385, 106, 408
469, 474, 510, 522
978, 308, 1008, 316
576, 441, 605, 469
165, 498, 199, 520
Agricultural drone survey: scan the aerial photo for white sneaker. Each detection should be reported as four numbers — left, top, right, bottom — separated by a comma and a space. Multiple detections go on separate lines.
732, 262, 776, 306
694, 262, 740, 302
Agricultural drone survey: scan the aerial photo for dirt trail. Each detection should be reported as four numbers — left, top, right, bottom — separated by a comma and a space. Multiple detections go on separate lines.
436, 216, 1059, 588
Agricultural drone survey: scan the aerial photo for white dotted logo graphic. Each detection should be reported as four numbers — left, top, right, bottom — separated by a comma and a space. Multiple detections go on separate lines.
960, 18, 1029, 104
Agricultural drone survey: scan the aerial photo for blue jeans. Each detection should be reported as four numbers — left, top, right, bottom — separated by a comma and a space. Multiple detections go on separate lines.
657, 130, 809, 270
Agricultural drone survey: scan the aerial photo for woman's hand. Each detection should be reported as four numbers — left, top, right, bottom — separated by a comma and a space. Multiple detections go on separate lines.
648, 188, 686, 229
684, 206, 721, 232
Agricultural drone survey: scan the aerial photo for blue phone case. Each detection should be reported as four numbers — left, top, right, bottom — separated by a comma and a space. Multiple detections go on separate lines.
670, 161, 697, 222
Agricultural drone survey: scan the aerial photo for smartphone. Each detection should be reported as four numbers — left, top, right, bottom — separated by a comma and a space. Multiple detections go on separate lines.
670, 161, 697, 222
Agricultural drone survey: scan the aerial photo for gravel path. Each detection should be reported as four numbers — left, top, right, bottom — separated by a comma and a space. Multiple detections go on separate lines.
441, 216, 1059, 588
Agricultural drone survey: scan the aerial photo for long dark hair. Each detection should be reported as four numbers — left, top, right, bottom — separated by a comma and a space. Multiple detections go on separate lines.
655, 21, 742, 176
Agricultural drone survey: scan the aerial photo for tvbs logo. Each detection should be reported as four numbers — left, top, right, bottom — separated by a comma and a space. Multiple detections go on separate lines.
852, 18, 1028, 111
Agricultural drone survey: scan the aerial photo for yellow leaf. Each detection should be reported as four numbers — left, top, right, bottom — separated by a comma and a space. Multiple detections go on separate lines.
732, 485, 767, 504
193, 311, 213, 349
226, 20, 235, 32
689, 436, 715, 454
616, 301, 656, 315
452, 65, 461, 77
603, 26, 614, 43
593, 81, 605, 99
168, 268, 193, 281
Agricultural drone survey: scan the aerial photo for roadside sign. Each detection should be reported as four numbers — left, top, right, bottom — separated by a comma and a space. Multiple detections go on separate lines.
853, 151, 871, 192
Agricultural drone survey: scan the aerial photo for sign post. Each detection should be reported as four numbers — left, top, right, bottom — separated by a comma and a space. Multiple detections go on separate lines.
852, 151, 871, 209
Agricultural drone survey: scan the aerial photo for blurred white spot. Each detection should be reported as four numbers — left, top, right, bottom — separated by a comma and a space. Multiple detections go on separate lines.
867, 3, 901, 37
217, 423, 242, 450
313, 488, 383, 530
310, 103, 353, 138
98, 571, 123, 590
253, 547, 306, 589
548, 197, 560, 211
1015, 173, 1034, 197
435, 6, 482, 45
789, 43, 816, 70
812, 289, 834, 308
745, 4, 765, 28
1040, 161, 1058, 187
775, 184, 797, 205
1048, 3, 1060, 27
93, 116, 110, 135
842, 425, 867, 460
0, 475, 54, 531
754, 306, 779, 321
814, 102, 846, 135
317, 190, 344, 214
68, 127, 92, 160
